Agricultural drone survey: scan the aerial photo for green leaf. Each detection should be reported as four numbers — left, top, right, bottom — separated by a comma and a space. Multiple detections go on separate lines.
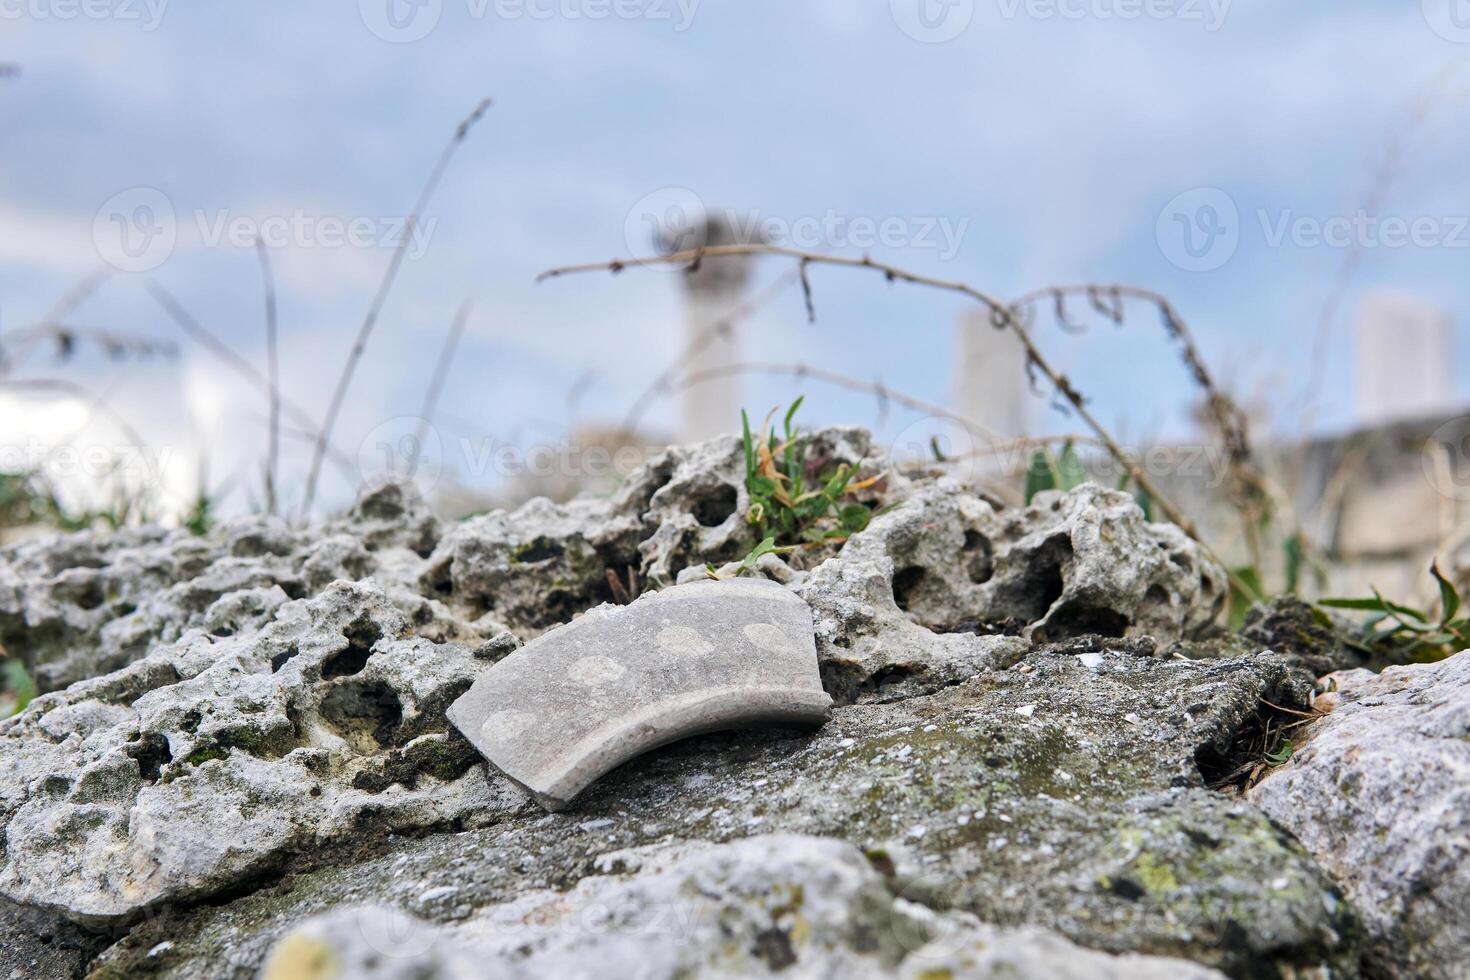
1319, 597, 1392, 613
930, 436, 948, 462
741, 410, 755, 481
783, 396, 804, 443
1431, 560, 1461, 626
1134, 486, 1154, 522
1024, 450, 1056, 504
838, 503, 872, 533
748, 474, 778, 497
822, 464, 855, 499
1284, 535, 1303, 595
1264, 739, 1294, 767
739, 536, 778, 572
3, 660, 36, 716
1228, 565, 1264, 631
1056, 443, 1086, 491
1370, 588, 1430, 624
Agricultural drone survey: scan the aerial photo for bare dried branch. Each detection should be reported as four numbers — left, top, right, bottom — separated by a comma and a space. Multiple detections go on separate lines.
302, 97, 492, 516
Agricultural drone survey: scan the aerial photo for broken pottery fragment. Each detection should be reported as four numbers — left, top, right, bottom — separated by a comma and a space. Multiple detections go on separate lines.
448, 577, 831, 810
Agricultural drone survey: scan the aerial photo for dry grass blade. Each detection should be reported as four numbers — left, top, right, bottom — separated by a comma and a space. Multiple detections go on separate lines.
301, 97, 493, 517
145, 280, 344, 460
415, 298, 475, 451
668, 360, 1005, 444
541, 244, 1197, 533
1013, 281, 1269, 562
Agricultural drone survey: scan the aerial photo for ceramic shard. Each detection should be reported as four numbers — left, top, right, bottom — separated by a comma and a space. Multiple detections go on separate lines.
448, 578, 831, 811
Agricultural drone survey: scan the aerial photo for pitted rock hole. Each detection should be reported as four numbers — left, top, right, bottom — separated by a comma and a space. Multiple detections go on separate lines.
320, 680, 403, 751
322, 619, 382, 679
891, 566, 927, 613
125, 733, 173, 783
692, 485, 738, 527
995, 533, 1071, 624
963, 530, 995, 584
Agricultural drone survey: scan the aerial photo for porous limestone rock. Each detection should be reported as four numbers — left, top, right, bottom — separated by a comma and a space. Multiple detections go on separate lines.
449, 577, 830, 810
0, 431, 1363, 980
1248, 650, 1470, 978
419, 428, 895, 636
92, 646, 1357, 978
796, 481, 1225, 703
0, 483, 452, 693
0, 578, 518, 925
255, 835, 1226, 980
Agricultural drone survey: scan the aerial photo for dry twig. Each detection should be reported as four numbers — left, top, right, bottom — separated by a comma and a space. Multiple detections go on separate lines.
302, 97, 492, 516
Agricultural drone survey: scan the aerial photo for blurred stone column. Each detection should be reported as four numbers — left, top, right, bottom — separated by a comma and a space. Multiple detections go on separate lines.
672, 214, 761, 443
1354, 290, 1456, 426
954, 309, 1029, 438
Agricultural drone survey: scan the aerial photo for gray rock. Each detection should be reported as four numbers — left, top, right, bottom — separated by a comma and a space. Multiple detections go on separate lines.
1248, 650, 1470, 978
854, 481, 1226, 644
0, 432, 1347, 980
0, 482, 452, 693
254, 835, 1225, 980
449, 578, 831, 811
0, 578, 518, 926
420, 428, 895, 637
798, 481, 1223, 704
93, 647, 1357, 978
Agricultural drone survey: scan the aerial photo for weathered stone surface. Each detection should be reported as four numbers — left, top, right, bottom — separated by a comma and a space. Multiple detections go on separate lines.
449, 578, 831, 811
860, 481, 1225, 644
0, 578, 518, 925
0, 430, 1377, 979
1248, 650, 1470, 978
420, 428, 894, 636
254, 835, 1225, 980
792, 481, 1223, 704
92, 646, 1357, 978
1239, 596, 1371, 675
0, 483, 453, 693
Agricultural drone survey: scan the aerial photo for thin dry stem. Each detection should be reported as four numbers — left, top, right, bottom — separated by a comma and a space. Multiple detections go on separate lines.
541, 244, 1199, 536
415, 298, 475, 451
302, 97, 492, 517
668, 360, 1006, 445
145, 280, 333, 450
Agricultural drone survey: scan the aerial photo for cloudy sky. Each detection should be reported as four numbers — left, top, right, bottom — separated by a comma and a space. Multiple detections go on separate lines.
3, 1, 1469, 517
